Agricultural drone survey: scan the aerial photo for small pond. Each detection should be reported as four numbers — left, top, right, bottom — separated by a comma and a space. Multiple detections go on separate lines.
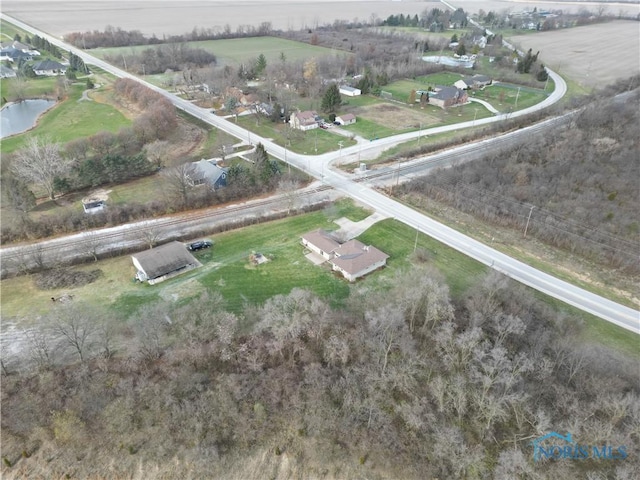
1, 99, 56, 139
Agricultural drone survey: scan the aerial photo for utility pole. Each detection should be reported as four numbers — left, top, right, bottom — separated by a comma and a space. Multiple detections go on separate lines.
285, 146, 290, 175
418, 122, 422, 145
515, 87, 521, 110
473, 108, 478, 126
524, 205, 535, 238
338, 141, 343, 167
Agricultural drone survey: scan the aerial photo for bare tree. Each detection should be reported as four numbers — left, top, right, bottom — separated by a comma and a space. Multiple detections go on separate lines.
137, 221, 163, 249
50, 304, 97, 363
11, 136, 72, 200
25, 327, 56, 370
144, 139, 171, 168
161, 162, 197, 208
278, 178, 301, 214
78, 230, 103, 262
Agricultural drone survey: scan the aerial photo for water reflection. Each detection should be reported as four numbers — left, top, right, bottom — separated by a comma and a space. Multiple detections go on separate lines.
1, 99, 56, 138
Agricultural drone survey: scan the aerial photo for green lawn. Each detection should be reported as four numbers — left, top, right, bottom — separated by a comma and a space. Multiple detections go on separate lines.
339, 116, 398, 140
1, 76, 60, 103
92, 36, 348, 68
414, 72, 465, 86
470, 83, 548, 111
1, 82, 131, 154
357, 218, 487, 298
0, 19, 29, 42
234, 115, 356, 154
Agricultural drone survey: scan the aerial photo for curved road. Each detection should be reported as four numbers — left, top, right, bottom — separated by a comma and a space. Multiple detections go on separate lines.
2, 14, 638, 334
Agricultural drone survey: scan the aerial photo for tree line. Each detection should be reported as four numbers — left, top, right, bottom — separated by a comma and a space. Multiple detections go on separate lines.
1, 267, 637, 478
63, 22, 274, 50
397, 89, 640, 274
105, 43, 217, 75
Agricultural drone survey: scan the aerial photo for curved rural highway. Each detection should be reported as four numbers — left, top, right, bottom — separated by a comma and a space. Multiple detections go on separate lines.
2, 14, 638, 334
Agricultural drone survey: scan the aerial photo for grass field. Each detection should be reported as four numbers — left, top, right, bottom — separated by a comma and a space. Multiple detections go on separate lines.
234, 115, 357, 154
0, 199, 369, 320
92, 36, 347, 67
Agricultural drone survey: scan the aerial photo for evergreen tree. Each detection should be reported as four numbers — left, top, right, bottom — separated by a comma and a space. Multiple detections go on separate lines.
255, 53, 267, 77
321, 84, 341, 113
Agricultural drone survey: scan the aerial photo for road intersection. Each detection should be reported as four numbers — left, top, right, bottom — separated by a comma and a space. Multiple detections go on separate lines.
2, 14, 638, 334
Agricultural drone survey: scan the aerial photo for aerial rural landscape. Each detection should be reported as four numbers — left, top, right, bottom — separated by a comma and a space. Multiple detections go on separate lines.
0, 0, 638, 478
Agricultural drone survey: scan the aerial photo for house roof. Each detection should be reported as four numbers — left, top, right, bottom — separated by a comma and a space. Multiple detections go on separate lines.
132, 241, 198, 280
193, 159, 227, 184
33, 60, 65, 71
337, 113, 356, 122
0, 47, 31, 59
339, 86, 360, 92
463, 74, 491, 84
301, 229, 340, 253
330, 239, 389, 276
432, 86, 465, 101
0, 65, 16, 77
295, 110, 319, 126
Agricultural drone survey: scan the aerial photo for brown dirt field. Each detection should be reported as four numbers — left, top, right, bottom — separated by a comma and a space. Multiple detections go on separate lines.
1, 0, 439, 37
508, 20, 640, 89
355, 103, 440, 130
453, 0, 639, 17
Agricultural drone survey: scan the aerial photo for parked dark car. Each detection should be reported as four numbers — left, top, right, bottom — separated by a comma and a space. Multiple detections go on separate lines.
187, 240, 212, 251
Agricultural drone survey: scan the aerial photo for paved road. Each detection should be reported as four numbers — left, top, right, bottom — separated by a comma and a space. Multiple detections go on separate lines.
2, 14, 638, 334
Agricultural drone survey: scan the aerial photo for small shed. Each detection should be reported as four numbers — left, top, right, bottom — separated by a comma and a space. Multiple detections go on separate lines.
82, 192, 109, 214
339, 86, 361, 97
132, 241, 200, 285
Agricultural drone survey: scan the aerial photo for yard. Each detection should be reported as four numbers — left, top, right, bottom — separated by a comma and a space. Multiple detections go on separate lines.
0, 199, 371, 320
2, 197, 637, 359
234, 115, 357, 154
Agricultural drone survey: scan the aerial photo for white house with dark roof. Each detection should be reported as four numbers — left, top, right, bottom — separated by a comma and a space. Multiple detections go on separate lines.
0, 47, 33, 63
32, 60, 67, 76
301, 229, 389, 282
132, 241, 200, 285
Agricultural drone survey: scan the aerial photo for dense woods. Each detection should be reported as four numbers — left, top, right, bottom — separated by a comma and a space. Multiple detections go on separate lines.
398, 91, 640, 274
1, 269, 637, 478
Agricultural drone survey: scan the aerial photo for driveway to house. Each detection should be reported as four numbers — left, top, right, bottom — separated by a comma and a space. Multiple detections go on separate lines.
468, 97, 500, 114
3, 14, 637, 334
